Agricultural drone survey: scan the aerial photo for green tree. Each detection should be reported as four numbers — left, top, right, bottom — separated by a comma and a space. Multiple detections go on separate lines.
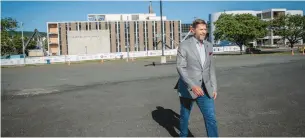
270, 14, 304, 54
43, 38, 48, 50
1, 32, 15, 56
11, 34, 23, 54
1, 17, 18, 31
12, 35, 39, 55
1, 17, 19, 56
25, 36, 37, 49
303, 15, 305, 41
214, 13, 268, 54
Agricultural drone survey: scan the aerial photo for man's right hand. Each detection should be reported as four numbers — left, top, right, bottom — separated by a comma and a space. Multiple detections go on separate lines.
191, 86, 204, 96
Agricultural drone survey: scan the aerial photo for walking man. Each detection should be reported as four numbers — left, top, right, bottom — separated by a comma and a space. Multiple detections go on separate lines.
175, 19, 218, 137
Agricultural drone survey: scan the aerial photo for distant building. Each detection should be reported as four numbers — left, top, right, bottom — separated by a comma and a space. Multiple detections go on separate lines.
180, 22, 211, 42
209, 9, 304, 46
87, 13, 167, 22
47, 2, 181, 56
87, 1, 166, 22
180, 23, 192, 40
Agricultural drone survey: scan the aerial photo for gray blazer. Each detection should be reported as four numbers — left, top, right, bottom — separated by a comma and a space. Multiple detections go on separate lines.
175, 36, 217, 99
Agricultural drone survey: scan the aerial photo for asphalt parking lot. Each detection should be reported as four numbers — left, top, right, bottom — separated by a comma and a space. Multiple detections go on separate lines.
2, 54, 305, 137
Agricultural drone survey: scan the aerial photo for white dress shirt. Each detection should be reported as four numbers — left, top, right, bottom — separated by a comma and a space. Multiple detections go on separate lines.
193, 37, 206, 67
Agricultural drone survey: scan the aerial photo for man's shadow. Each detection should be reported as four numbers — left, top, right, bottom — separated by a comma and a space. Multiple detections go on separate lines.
152, 106, 194, 137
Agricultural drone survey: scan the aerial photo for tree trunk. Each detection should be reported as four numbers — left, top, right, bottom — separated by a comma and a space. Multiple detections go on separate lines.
290, 43, 294, 55
239, 45, 243, 55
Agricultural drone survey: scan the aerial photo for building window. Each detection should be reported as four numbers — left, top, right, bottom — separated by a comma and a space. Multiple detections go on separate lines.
169, 21, 172, 48
257, 13, 262, 19
116, 22, 120, 52
154, 22, 158, 50
178, 21, 181, 42
135, 21, 139, 51
59, 26, 62, 55
181, 23, 191, 33
273, 11, 285, 19
66, 24, 68, 54
152, 22, 154, 47
125, 22, 128, 48
144, 21, 148, 51
109, 23, 111, 37
262, 12, 271, 19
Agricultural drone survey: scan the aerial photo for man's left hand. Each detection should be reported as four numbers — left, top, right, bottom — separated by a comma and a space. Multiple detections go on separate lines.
213, 92, 217, 100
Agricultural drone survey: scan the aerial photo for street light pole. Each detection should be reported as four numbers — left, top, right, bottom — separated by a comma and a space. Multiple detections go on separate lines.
160, 0, 164, 56
160, 0, 166, 63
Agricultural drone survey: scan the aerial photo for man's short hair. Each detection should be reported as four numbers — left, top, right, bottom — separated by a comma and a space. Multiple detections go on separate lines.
192, 19, 207, 28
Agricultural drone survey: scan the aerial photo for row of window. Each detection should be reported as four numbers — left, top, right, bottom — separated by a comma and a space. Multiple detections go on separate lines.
53, 21, 181, 31
55, 22, 181, 53
113, 22, 181, 52
257, 11, 285, 19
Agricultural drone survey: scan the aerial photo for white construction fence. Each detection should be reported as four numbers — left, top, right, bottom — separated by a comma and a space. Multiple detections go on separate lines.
1, 46, 242, 66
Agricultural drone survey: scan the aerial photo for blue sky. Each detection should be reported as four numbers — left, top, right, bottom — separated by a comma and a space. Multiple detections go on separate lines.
2, 1, 305, 32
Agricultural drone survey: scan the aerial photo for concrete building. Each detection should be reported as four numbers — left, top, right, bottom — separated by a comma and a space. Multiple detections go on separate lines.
47, 2, 181, 56
87, 2, 166, 22
209, 9, 304, 46
87, 13, 167, 22
180, 23, 192, 40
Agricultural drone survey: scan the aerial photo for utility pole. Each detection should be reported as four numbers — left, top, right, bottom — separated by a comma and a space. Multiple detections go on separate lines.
160, 0, 166, 63
21, 22, 25, 65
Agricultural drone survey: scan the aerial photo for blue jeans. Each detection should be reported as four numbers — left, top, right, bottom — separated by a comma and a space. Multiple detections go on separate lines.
179, 94, 218, 137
